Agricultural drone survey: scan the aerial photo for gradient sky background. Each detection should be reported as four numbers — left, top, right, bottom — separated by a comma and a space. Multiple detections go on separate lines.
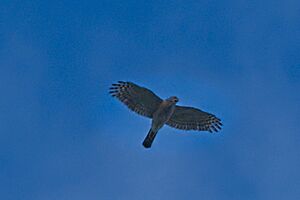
1, 1, 300, 200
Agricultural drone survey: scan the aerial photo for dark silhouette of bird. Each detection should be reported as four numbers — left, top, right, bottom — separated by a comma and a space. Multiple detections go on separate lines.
109, 81, 222, 148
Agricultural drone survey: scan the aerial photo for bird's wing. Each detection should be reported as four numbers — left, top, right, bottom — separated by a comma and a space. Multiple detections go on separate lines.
109, 81, 163, 118
166, 105, 222, 132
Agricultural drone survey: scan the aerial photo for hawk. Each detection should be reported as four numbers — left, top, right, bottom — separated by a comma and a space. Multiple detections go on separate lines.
109, 81, 222, 148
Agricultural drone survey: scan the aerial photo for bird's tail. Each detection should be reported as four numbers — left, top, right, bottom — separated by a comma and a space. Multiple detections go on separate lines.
142, 129, 158, 148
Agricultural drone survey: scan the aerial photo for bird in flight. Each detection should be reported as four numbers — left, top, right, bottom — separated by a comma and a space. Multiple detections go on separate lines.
109, 81, 222, 148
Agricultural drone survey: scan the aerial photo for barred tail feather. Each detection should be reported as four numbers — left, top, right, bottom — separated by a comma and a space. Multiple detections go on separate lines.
142, 129, 157, 148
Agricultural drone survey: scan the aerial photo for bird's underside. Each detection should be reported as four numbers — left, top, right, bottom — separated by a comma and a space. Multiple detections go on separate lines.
109, 81, 223, 148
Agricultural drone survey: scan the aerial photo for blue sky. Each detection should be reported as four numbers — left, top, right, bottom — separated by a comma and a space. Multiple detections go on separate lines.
1, 0, 300, 199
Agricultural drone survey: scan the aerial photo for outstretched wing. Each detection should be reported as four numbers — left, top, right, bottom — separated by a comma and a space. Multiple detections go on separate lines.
166, 106, 222, 133
109, 81, 163, 118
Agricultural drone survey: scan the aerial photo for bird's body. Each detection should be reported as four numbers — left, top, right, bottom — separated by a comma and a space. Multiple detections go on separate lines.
109, 81, 222, 148
144, 97, 178, 148
152, 97, 178, 131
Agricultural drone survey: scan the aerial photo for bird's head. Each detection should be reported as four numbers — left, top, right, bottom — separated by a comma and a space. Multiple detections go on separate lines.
166, 96, 179, 104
